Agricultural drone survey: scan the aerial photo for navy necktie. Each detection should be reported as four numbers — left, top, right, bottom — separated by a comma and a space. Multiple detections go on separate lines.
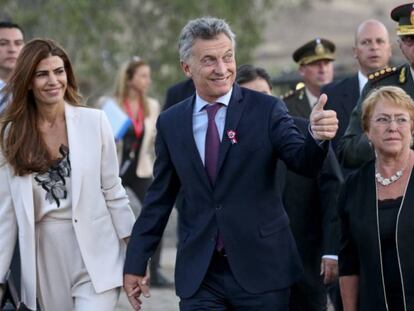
204, 103, 221, 184
204, 103, 224, 251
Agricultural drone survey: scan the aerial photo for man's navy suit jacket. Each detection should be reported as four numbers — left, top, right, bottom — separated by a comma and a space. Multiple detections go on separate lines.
124, 84, 328, 298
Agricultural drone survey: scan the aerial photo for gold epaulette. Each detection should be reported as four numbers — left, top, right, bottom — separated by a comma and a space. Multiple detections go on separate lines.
368, 67, 397, 82
295, 82, 305, 91
281, 89, 295, 100
281, 83, 305, 100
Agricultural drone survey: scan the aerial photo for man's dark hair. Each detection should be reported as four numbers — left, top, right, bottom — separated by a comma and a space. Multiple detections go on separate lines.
0, 21, 24, 36
236, 64, 272, 90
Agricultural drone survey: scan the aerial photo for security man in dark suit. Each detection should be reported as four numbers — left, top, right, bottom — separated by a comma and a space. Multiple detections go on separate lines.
323, 20, 392, 152
164, 79, 195, 111
320, 20, 391, 311
283, 38, 335, 117
339, 3, 414, 169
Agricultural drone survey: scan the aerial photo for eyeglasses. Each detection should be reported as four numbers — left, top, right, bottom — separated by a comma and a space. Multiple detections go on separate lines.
400, 36, 414, 47
373, 115, 411, 126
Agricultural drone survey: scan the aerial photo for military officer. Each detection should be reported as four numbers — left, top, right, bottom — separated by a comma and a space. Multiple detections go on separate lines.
282, 38, 341, 311
339, 3, 414, 168
283, 38, 335, 119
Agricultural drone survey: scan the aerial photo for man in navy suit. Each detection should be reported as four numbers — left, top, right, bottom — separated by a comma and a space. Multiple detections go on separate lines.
123, 17, 338, 311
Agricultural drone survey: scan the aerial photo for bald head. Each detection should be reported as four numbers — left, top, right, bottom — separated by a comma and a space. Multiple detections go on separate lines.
353, 19, 392, 75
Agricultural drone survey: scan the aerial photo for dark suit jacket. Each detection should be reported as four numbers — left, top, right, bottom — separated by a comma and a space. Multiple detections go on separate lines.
322, 75, 359, 151
338, 64, 414, 168
163, 79, 195, 111
125, 85, 329, 298
339, 160, 414, 310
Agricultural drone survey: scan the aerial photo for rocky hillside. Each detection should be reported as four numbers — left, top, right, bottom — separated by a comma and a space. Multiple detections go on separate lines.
254, 0, 405, 82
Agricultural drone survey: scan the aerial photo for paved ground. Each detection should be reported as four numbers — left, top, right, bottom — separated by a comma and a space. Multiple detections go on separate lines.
117, 200, 179, 311
117, 246, 179, 311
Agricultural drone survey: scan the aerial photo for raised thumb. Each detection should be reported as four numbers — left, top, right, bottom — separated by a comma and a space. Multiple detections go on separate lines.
313, 93, 328, 112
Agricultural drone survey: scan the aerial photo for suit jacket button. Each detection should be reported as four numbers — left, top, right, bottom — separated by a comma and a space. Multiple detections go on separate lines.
74, 219, 78, 223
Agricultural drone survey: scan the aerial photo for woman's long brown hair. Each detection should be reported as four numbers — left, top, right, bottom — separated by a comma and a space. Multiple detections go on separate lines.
0, 38, 82, 176
113, 58, 149, 117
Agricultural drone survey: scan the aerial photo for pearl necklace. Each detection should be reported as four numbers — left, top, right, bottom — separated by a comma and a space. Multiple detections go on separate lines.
375, 169, 403, 186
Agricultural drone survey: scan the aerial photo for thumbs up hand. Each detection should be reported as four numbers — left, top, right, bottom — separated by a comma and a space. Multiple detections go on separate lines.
309, 94, 338, 141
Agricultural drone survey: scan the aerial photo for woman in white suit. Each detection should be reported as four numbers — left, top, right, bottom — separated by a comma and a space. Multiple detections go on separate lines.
0, 38, 135, 311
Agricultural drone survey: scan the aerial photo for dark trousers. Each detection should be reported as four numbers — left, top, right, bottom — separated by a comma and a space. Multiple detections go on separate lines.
179, 251, 290, 311
289, 281, 327, 311
289, 249, 327, 311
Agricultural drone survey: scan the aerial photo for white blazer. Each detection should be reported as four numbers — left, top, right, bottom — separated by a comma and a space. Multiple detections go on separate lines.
0, 104, 135, 310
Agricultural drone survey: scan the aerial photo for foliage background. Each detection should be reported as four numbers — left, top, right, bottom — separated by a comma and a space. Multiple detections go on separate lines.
1, 0, 277, 104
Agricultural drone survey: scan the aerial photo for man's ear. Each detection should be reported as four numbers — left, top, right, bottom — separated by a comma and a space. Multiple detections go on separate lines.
298, 64, 306, 78
352, 46, 358, 59
181, 61, 192, 78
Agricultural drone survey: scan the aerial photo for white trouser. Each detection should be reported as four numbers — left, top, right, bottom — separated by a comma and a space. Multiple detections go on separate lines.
36, 220, 119, 311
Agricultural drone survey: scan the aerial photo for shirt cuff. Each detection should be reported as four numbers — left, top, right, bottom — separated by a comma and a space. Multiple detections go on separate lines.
308, 124, 325, 146
322, 255, 338, 260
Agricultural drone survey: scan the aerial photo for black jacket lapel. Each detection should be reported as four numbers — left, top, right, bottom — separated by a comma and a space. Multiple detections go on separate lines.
180, 95, 213, 191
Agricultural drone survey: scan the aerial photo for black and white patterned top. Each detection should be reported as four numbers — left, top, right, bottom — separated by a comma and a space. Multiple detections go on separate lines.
34, 145, 71, 208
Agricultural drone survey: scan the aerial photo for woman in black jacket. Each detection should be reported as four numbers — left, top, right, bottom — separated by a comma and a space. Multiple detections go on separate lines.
339, 86, 414, 310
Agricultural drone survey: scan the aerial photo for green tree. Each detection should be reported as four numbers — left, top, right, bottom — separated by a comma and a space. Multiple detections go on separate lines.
2, 0, 274, 105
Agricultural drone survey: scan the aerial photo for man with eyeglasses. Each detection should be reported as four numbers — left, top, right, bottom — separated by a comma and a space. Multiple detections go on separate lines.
338, 3, 414, 168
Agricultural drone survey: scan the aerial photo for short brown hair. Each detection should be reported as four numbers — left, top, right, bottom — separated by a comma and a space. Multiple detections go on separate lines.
361, 86, 414, 132
0, 38, 82, 176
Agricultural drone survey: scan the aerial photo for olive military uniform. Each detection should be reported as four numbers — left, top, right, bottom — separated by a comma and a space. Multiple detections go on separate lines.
283, 86, 312, 118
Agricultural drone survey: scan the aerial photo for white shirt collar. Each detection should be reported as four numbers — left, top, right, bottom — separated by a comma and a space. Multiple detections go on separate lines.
194, 87, 233, 112
305, 88, 318, 108
410, 66, 414, 83
357, 71, 368, 95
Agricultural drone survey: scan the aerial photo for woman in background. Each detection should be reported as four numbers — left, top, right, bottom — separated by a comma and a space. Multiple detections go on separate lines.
0, 38, 135, 310
114, 57, 159, 200
114, 57, 171, 287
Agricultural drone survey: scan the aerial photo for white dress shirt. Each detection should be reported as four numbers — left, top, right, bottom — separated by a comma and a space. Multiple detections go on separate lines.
358, 71, 368, 95
192, 88, 232, 164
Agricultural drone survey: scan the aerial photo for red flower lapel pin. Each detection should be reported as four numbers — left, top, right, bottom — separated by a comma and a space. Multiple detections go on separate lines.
227, 130, 238, 144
